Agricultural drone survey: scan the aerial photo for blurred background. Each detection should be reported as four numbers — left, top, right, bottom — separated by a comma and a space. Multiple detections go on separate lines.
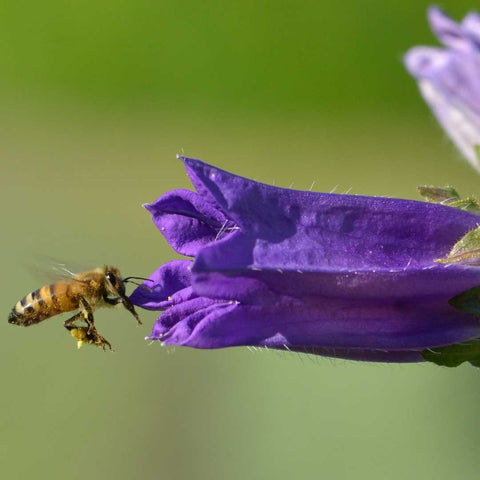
1, 1, 480, 479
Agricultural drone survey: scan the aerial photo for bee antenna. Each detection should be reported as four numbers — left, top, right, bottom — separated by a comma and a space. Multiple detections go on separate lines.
123, 276, 153, 283
123, 277, 153, 292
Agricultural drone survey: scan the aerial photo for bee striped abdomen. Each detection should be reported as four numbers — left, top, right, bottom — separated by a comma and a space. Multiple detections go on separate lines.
8, 283, 79, 327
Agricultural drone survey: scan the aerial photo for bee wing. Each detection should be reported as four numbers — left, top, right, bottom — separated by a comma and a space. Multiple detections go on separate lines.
26, 256, 93, 284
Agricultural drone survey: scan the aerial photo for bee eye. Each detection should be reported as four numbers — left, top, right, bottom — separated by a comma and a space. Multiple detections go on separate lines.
106, 272, 116, 285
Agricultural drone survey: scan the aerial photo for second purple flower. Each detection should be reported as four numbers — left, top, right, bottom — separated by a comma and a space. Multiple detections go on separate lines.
405, 6, 480, 171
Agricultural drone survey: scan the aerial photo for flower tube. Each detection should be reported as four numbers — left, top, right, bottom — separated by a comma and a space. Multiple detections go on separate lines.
132, 157, 480, 365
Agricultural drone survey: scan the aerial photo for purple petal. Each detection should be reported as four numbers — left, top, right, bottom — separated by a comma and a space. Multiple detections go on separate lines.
184, 160, 480, 302
149, 297, 234, 342
404, 47, 450, 78
405, 7, 480, 170
428, 6, 471, 51
463, 12, 480, 46
405, 44, 480, 167
192, 265, 480, 304
130, 260, 193, 310
181, 159, 480, 269
180, 154, 225, 206
417, 79, 480, 169
144, 190, 233, 256
153, 293, 480, 352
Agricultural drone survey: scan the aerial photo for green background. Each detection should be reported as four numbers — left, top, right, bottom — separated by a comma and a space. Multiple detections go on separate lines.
1, 1, 480, 479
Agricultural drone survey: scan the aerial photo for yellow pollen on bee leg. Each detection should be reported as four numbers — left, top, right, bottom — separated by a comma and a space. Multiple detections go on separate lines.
69, 327, 94, 349
70, 328, 87, 349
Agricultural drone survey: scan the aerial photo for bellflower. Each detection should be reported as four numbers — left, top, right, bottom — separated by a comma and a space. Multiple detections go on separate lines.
131, 157, 480, 365
404, 6, 480, 171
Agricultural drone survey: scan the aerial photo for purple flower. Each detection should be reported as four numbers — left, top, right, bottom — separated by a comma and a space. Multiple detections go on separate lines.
131, 157, 480, 364
404, 6, 480, 171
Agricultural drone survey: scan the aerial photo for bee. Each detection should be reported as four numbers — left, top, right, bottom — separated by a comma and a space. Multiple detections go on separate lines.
8, 265, 147, 351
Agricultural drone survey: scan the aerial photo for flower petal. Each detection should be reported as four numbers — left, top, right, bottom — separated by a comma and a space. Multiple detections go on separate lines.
404, 46, 450, 78
428, 6, 471, 51
153, 293, 480, 351
149, 297, 235, 342
145, 189, 233, 256
463, 12, 480, 46
418, 80, 480, 169
180, 154, 227, 206
130, 260, 193, 310
180, 158, 480, 270
405, 7, 480, 170
192, 262, 480, 303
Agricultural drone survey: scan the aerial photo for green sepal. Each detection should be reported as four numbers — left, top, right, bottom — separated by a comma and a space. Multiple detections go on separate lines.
417, 185, 480, 214
422, 340, 480, 367
448, 197, 480, 214
422, 287, 480, 367
417, 185, 460, 203
449, 286, 480, 316
435, 226, 480, 264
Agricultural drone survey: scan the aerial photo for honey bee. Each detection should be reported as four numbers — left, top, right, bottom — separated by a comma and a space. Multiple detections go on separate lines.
8, 265, 147, 351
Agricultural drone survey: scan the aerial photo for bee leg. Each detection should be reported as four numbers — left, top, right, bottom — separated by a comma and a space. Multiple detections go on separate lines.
63, 311, 87, 330
89, 330, 113, 351
104, 295, 142, 326
63, 309, 93, 339
63, 311, 93, 346
78, 297, 95, 334
78, 297, 113, 350
65, 325, 113, 351
103, 296, 122, 306
122, 298, 142, 326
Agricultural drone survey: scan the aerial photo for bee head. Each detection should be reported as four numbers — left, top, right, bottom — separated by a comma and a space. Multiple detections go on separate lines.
104, 266, 145, 326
